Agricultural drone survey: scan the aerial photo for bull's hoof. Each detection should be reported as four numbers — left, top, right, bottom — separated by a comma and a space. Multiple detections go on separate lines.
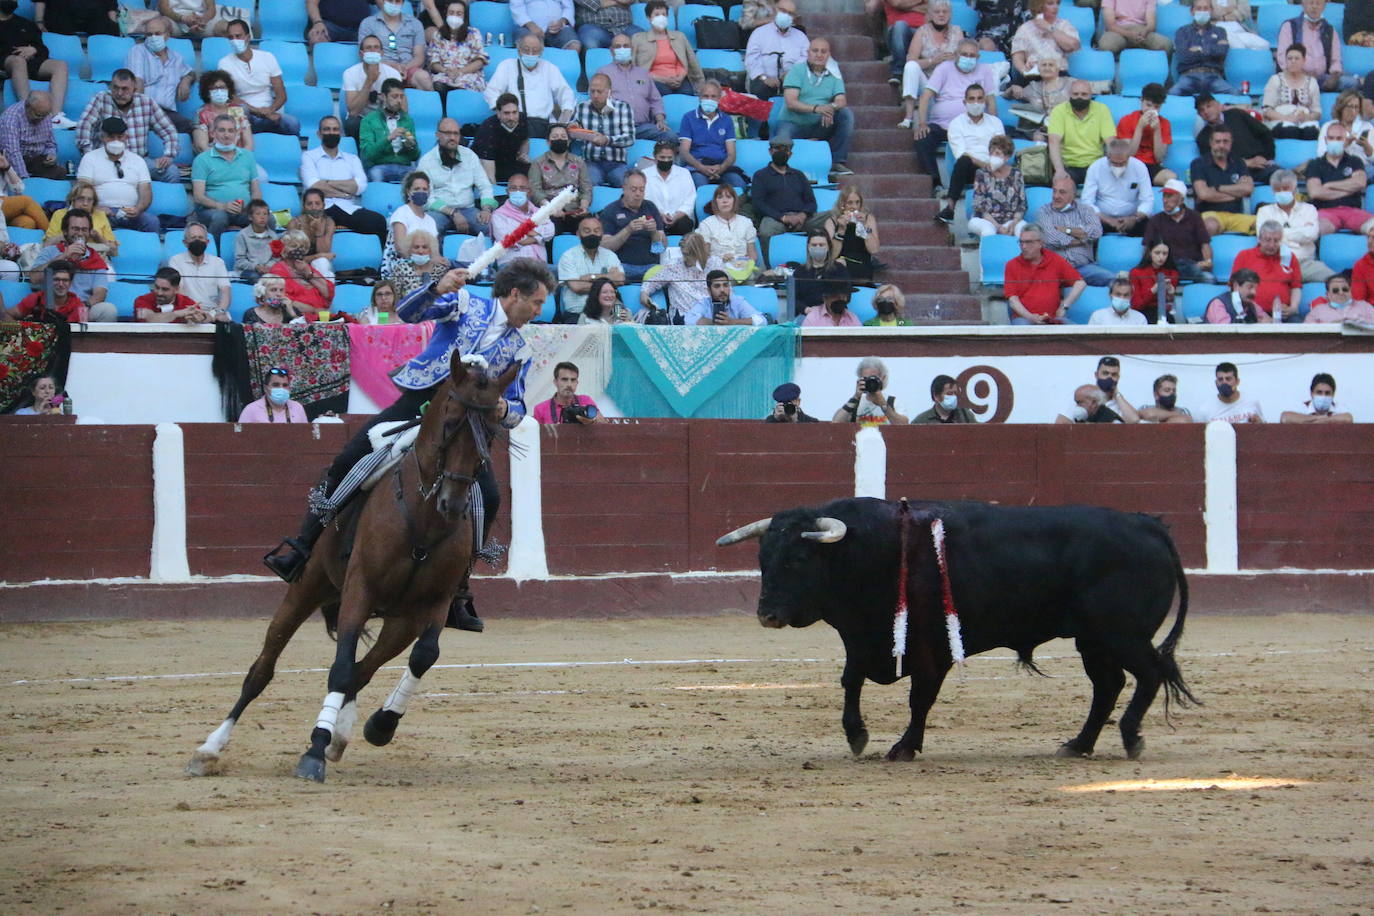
1056, 741, 1092, 758
185, 750, 223, 777
847, 728, 870, 757
294, 753, 327, 783
363, 709, 400, 747
885, 743, 916, 762
1125, 736, 1145, 760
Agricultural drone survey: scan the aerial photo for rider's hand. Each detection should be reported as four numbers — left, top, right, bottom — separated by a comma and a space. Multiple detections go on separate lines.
434, 266, 469, 294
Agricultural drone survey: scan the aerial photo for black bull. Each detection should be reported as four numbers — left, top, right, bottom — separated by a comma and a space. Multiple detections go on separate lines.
717, 497, 1199, 760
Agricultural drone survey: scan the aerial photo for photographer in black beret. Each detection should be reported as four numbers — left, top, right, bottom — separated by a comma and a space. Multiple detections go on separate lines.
765, 382, 820, 423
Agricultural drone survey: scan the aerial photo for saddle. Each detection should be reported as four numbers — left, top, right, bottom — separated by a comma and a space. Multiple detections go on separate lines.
361, 419, 424, 492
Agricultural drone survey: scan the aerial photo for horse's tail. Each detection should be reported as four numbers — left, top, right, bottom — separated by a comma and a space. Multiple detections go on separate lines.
1156, 533, 1201, 723
321, 602, 341, 640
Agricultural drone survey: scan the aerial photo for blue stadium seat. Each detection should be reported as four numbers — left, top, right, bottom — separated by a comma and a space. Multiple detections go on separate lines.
1163, 138, 1198, 183
229, 282, 257, 322
1156, 2, 1192, 40
627, 138, 657, 163
1118, 49, 1167, 96
113, 230, 164, 281
734, 284, 779, 320
766, 232, 806, 269
168, 37, 195, 69
1210, 234, 1251, 281
789, 139, 832, 185
979, 234, 1018, 287
733, 138, 770, 177
1159, 94, 1196, 128
24, 177, 72, 207
405, 88, 444, 128
1060, 5, 1097, 45
4, 77, 43, 107
1181, 283, 1226, 323
697, 50, 745, 75
662, 94, 698, 130
1319, 92, 1341, 122
1299, 281, 1326, 311
1025, 186, 1053, 215
544, 47, 582, 91
814, 188, 839, 213
259, 6, 310, 42
331, 283, 374, 315
145, 131, 193, 166
64, 80, 103, 124
1097, 235, 1143, 274
591, 185, 620, 212
1251, 185, 1275, 208
584, 48, 612, 77
260, 182, 303, 219
551, 234, 579, 266
105, 282, 145, 321
1365, 185, 1374, 212
446, 89, 492, 128
254, 133, 305, 183
677, 5, 721, 44
1345, 46, 1374, 81
0, 279, 32, 313
1096, 94, 1135, 124
362, 181, 402, 214
693, 184, 716, 221
631, 2, 651, 31
87, 35, 134, 82
1066, 286, 1108, 324
484, 46, 517, 80
441, 234, 479, 261
847, 286, 877, 323
1224, 49, 1276, 93
1067, 49, 1114, 85
262, 40, 310, 89
471, 1, 517, 44
1274, 138, 1317, 170
6, 227, 44, 247
528, 138, 550, 159
1256, 4, 1291, 43
1319, 233, 1367, 274
151, 181, 192, 219
950, 3, 979, 33
332, 233, 383, 272
291, 85, 337, 133
202, 38, 234, 69
312, 42, 358, 90
54, 129, 80, 169
41, 32, 85, 80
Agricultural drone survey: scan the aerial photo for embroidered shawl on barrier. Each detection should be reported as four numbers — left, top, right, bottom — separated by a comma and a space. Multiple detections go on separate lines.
212, 323, 351, 420
519, 323, 612, 406
607, 325, 798, 418
347, 322, 435, 409
0, 320, 72, 414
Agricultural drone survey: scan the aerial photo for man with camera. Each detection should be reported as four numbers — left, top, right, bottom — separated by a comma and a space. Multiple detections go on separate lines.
832, 356, 909, 425
765, 382, 819, 423
684, 270, 769, 326
533, 361, 602, 424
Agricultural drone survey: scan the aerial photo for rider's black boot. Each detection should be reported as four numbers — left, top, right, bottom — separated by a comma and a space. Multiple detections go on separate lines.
263, 511, 325, 583
445, 591, 485, 632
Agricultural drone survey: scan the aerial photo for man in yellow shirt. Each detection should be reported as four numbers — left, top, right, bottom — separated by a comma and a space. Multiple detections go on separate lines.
1048, 79, 1116, 184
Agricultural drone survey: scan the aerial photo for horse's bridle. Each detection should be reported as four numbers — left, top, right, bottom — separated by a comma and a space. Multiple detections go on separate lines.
407, 386, 499, 514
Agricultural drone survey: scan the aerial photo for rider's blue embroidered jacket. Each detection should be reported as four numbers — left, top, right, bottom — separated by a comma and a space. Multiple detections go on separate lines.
393, 283, 531, 421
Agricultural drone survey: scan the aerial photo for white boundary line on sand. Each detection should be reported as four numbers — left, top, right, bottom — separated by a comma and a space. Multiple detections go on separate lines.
6, 646, 1367, 689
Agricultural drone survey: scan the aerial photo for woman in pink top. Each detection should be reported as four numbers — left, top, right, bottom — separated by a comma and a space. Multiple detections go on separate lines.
239, 366, 310, 423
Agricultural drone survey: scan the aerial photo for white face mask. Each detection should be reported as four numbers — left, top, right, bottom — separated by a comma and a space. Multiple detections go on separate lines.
104, 140, 126, 157
383, 1, 404, 15
650, 13, 669, 29
987, 155, 1005, 172
1274, 189, 1295, 206
1326, 140, 1346, 158
446, 14, 464, 29
965, 101, 985, 117
773, 11, 793, 30
230, 38, 249, 54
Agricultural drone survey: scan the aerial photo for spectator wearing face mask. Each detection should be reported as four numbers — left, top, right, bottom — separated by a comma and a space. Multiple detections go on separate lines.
357, 0, 433, 91
1275, 0, 1356, 93
800, 288, 861, 327
863, 284, 909, 327
1056, 356, 1139, 422
1115, 84, 1175, 188
911, 39, 998, 190
233, 198, 280, 282
427, 1, 488, 92
1088, 277, 1148, 326
968, 135, 1027, 240
241, 275, 301, 325
1196, 361, 1263, 423
125, 17, 197, 134
1048, 80, 1115, 186
218, 18, 301, 135
794, 228, 851, 318
911, 375, 978, 424
1142, 179, 1214, 283
745, 0, 810, 99
529, 123, 594, 234
1280, 372, 1354, 423
1138, 374, 1192, 424
599, 33, 675, 145
640, 140, 695, 235
1304, 273, 1374, 324
490, 172, 553, 266
1170, 0, 1236, 97
1304, 124, 1374, 236
416, 117, 497, 236
1082, 139, 1154, 237
168, 222, 232, 315
1055, 385, 1123, 424
268, 228, 336, 318
385, 228, 451, 298
1010, 0, 1080, 84
1254, 169, 1332, 283
239, 366, 310, 423
510, 0, 581, 52
341, 36, 402, 137
1203, 268, 1269, 324
557, 214, 624, 319
482, 34, 576, 139
631, 0, 701, 97
934, 83, 1003, 225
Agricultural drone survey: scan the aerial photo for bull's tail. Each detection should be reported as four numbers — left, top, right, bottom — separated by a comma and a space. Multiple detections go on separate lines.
1156, 534, 1201, 722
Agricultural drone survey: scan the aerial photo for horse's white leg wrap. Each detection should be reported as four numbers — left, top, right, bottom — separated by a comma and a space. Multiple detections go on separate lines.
197, 718, 235, 756
325, 700, 358, 762
382, 669, 422, 716
314, 691, 346, 734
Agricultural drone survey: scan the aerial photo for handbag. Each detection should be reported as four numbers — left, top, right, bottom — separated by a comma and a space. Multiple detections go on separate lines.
1017, 144, 1052, 187
719, 87, 773, 122
694, 17, 743, 51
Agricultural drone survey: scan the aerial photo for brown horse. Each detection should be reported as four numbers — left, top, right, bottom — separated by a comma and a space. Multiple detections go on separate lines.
187, 348, 517, 782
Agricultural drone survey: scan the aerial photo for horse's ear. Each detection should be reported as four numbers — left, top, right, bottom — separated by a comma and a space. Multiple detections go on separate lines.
449, 348, 467, 384
496, 361, 521, 391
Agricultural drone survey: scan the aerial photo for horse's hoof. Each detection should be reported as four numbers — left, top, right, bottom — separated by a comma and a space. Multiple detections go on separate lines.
885, 743, 916, 762
847, 729, 869, 757
363, 709, 400, 747
185, 751, 223, 777
1056, 742, 1092, 758
294, 753, 327, 783
1125, 736, 1145, 760
325, 735, 348, 763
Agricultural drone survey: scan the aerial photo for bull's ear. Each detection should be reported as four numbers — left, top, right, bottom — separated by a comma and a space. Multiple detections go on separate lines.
716, 517, 773, 546
800, 517, 847, 543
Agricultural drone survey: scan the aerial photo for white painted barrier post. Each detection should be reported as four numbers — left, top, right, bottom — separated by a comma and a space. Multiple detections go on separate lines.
151, 422, 191, 580
505, 417, 548, 579
1203, 421, 1239, 573
854, 426, 886, 499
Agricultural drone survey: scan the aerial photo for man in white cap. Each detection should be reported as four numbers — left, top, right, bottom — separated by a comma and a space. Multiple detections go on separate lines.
1142, 178, 1214, 283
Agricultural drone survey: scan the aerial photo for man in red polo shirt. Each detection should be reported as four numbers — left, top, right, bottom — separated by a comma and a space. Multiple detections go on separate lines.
1230, 220, 1302, 321
1350, 224, 1374, 303
4, 262, 85, 322
1116, 83, 1174, 187
134, 267, 207, 323
1004, 224, 1086, 324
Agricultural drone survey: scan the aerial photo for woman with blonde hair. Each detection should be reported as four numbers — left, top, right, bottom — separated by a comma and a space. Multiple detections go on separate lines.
639, 231, 723, 324
267, 228, 335, 317
822, 181, 881, 281
385, 228, 451, 298
863, 283, 910, 327
44, 181, 118, 256
1319, 89, 1374, 179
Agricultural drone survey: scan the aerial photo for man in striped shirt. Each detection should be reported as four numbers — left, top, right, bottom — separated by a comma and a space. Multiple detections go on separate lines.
74, 69, 181, 183
0, 92, 62, 179
573, 73, 635, 187
1034, 175, 1114, 286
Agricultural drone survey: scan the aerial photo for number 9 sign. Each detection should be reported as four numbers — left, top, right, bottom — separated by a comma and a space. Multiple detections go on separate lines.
955, 365, 1014, 423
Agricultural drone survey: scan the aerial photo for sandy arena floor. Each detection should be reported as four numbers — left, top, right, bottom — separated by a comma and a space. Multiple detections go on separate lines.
1, 612, 1371, 914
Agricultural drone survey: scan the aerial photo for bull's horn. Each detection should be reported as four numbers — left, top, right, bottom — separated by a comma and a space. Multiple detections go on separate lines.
800, 517, 847, 543
716, 517, 773, 546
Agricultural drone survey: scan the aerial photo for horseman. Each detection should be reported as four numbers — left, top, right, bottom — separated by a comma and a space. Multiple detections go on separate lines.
262, 258, 557, 632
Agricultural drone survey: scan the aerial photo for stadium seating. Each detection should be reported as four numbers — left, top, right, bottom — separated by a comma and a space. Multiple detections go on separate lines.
662, 94, 699, 130
105, 282, 144, 320
1097, 235, 1143, 275
42, 33, 85, 80
65, 79, 103, 123
1224, 49, 1276, 93
1025, 186, 1052, 215
545, 48, 582, 91
1181, 283, 1227, 323
441, 234, 480, 261
361, 182, 401, 215
263, 40, 310, 90
591, 186, 620, 212
229, 282, 257, 321
1118, 49, 1167, 96
979, 235, 1019, 287
734, 283, 779, 320
1066, 286, 1108, 324
733, 139, 770, 178
693, 184, 716, 222
404, 89, 444, 129
1067, 49, 1114, 86
331, 284, 374, 315
113, 230, 163, 281
312, 42, 358, 90
697, 50, 746, 77
292, 86, 337, 133
1156, 3, 1193, 40
1210, 235, 1251, 281
202, 38, 234, 70
332, 233, 383, 273
950, 3, 978, 33
847, 286, 877, 323
259, 5, 310, 42
1162, 138, 1198, 182
254, 134, 306, 184
24, 178, 73, 208
1060, 5, 1097, 46
88, 35, 134, 83
446, 90, 492, 128
766, 232, 806, 269
1274, 139, 1317, 170
1319, 234, 1367, 274
788, 139, 833, 186
471, 2, 518, 44
260, 182, 304, 218
677, 5, 721, 44
485, 46, 518, 80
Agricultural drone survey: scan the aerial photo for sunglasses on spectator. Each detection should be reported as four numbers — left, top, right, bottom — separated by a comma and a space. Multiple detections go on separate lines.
267, 367, 290, 378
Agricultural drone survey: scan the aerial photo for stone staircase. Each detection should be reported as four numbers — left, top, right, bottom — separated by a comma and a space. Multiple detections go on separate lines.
810, 13, 981, 321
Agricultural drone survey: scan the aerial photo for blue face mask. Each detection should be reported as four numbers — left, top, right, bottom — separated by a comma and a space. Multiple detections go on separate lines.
1111, 296, 1131, 313
409, 190, 429, 206
214, 141, 236, 152
520, 53, 541, 69
956, 55, 977, 73
269, 387, 290, 405
145, 34, 167, 53
700, 98, 718, 115
507, 189, 528, 208
613, 47, 632, 63
940, 394, 959, 411
1274, 190, 1295, 206
410, 253, 431, 266
773, 11, 792, 30
1193, 10, 1211, 25
1312, 394, 1334, 412
362, 51, 383, 66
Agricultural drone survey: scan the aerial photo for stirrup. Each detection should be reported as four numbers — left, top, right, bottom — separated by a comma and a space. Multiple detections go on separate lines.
262, 538, 310, 583
445, 592, 485, 633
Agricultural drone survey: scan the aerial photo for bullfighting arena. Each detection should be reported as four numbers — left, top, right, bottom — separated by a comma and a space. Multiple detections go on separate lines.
1, 611, 1371, 914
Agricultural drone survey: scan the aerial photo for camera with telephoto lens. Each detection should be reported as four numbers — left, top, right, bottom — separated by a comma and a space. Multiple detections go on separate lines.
562, 403, 598, 423
862, 375, 883, 394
